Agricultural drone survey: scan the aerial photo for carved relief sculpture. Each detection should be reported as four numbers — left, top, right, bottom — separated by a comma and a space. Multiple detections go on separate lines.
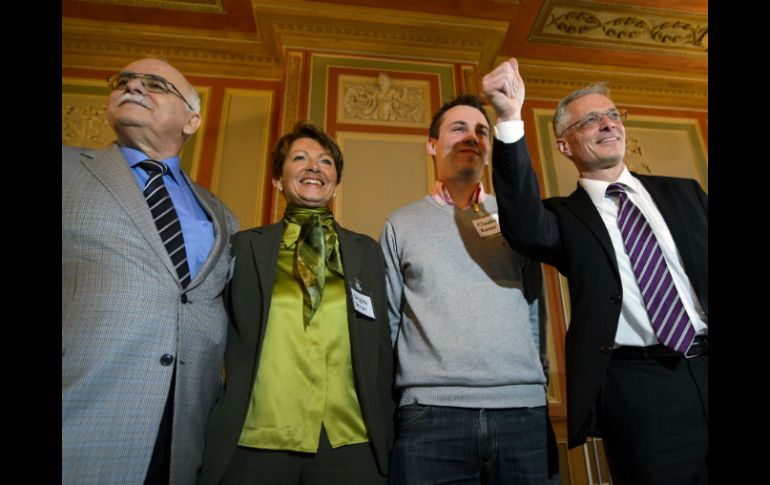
625, 136, 652, 174
343, 73, 424, 123
62, 103, 114, 148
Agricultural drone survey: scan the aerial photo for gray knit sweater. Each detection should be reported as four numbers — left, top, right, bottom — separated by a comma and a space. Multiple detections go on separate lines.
380, 195, 548, 409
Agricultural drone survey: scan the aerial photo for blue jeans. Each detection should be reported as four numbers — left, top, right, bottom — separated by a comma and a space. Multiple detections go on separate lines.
389, 404, 559, 485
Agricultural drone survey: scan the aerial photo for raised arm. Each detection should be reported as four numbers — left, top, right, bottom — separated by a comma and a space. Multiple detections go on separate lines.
483, 58, 565, 268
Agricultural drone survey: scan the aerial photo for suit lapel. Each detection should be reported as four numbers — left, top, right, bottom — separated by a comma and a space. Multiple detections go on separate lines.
336, 225, 371, 392
247, 223, 283, 364
564, 186, 621, 282
80, 144, 180, 286
337, 225, 363, 333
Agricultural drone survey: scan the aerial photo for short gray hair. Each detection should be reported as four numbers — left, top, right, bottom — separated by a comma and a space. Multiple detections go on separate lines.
186, 85, 201, 113
552, 82, 610, 137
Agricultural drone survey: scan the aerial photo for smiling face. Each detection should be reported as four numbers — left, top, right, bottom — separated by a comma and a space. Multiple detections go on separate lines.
428, 104, 490, 184
274, 137, 338, 208
556, 93, 626, 177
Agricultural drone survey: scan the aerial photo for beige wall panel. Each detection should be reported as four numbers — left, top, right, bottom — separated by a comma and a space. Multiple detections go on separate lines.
211, 89, 273, 229
620, 124, 708, 187
335, 132, 433, 240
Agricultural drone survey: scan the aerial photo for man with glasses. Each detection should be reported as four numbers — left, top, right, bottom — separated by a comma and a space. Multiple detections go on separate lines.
482, 58, 708, 484
63, 58, 239, 484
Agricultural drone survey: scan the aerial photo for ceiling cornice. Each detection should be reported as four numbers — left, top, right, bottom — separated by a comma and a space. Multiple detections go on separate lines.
251, 0, 510, 72
513, 56, 707, 110
62, 17, 282, 79
529, 0, 707, 59
80, 0, 225, 13
63, 0, 511, 78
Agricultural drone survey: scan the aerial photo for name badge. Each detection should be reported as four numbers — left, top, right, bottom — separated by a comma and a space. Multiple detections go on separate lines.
472, 213, 501, 238
351, 286, 376, 319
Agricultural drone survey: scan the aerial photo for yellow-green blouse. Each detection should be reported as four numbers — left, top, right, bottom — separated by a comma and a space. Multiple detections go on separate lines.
237, 220, 368, 452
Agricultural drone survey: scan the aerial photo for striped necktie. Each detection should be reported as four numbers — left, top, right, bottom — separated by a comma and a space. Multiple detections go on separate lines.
139, 160, 192, 288
606, 183, 695, 353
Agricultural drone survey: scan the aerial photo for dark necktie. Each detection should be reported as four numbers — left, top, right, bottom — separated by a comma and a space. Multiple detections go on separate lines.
139, 160, 192, 289
283, 205, 343, 327
606, 183, 695, 353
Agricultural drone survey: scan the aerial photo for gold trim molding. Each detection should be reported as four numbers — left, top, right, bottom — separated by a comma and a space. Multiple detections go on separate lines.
530, 0, 707, 58
511, 57, 707, 111
64, 1, 509, 78
461, 66, 478, 94
251, 0, 509, 72
62, 18, 282, 79
80, 0, 225, 13
282, 51, 304, 133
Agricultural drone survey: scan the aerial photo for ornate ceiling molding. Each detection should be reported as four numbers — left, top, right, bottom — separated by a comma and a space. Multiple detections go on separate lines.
62, 18, 282, 78
63, 0, 707, 108
512, 57, 707, 110
251, 0, 509, 72
530, 0, 707, 59
79, 0, 225, 13
64, 0, 509, 77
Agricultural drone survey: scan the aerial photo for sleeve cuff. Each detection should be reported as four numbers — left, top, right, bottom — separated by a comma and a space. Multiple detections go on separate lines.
494, 120, 525, 144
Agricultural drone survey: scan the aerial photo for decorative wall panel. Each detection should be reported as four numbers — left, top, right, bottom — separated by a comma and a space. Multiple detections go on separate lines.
530, 0, 707, 58
211, 89, 274, 228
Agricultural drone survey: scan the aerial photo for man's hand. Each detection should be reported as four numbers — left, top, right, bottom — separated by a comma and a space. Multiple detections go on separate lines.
482, 58, 525, 123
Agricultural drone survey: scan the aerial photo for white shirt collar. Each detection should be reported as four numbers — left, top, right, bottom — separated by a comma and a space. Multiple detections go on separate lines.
577, 165, 643, 206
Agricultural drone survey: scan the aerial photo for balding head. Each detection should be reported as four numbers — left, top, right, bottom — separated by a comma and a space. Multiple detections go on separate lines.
105, 58, 202, 159
121, 58, 200, 112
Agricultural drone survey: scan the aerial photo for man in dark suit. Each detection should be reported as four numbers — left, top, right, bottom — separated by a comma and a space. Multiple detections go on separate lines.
198, 122, 394, 485
482, 58, 708, 484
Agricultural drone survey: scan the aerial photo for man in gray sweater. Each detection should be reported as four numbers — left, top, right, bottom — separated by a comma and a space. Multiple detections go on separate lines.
379, 95, 558, 484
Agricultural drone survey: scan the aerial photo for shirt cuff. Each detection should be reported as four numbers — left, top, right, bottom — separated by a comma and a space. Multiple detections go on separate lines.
494, 120, 525, 144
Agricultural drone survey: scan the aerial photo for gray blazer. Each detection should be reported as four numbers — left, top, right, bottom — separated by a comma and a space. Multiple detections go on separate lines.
62, 144, 239, 484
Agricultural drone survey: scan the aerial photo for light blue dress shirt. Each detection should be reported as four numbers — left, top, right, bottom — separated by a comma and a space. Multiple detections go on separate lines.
120, 146, 215, 280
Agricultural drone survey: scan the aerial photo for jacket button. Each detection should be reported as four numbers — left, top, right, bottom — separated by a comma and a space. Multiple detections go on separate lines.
600, 345, 612, 353
160, 354, 175, 366
610, 295, 622, 305
181, 293, 188, 304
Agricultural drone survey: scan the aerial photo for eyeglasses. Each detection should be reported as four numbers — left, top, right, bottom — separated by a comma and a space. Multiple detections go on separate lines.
559, 109, 628, 137
106, 71, 195, 111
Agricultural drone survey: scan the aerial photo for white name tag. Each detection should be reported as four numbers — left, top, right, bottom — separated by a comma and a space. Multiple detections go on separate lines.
472, 213, 501, 238
351, 287, 376, 319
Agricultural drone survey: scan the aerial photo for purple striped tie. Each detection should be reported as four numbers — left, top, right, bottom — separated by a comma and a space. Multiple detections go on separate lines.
606, 183, 695, 353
